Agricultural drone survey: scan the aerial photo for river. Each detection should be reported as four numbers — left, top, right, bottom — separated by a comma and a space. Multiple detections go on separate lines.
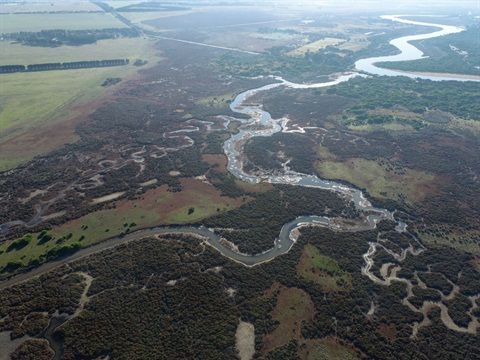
1, 14, 477, 288
355, 15, 479, 82
2, 13, 478, 360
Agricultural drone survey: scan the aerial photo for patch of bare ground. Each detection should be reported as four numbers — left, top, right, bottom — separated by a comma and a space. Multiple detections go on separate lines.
262, 286, 315, 355
235, 321, 255, 360
139, 179, 158, 187
91, 192, 125, 204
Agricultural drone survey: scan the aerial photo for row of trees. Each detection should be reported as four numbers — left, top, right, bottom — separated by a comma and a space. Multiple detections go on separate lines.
0, 59, 129, 73
2, 28, 139, 47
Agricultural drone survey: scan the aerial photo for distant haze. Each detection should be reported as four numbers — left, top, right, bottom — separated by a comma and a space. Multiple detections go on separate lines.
219, 0, 479, 13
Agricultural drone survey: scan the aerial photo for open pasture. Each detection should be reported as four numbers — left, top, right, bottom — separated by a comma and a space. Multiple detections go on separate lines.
0, 37, 155, 170
0, 12, 126, 32
0, 37, 148, 65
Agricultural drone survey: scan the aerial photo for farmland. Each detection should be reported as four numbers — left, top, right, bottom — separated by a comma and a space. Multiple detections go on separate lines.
0, 13, 126, 32
0, 37, 156, 170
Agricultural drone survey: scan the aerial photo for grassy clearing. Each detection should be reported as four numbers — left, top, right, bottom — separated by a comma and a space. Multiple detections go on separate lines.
0, 13, 126, 32
164, 194, 238, 223
0, 209, 155, 269
315, 156, 435, 204
263, 286, 315, 354
0, 179, 245, 270
287, 38, 344, 57
298, 339, 359, 360
0, 38, 148, 65
297, 244, 351, 292
195, 93, 235, 109
0, 37, 157, 170
336, 34, 370, 52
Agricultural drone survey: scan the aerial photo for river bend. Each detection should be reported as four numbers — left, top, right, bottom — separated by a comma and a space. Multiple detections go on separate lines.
2, 14, 474, 287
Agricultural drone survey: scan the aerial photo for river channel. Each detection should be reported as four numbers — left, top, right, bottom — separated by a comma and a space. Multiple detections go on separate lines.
2, 14, 478, 359
1, 15, 477, 289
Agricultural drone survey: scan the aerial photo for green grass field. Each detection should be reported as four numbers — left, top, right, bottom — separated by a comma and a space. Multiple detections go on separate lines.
287, 38, 344, 57
0, 13, 126, 32
0, 37, 157, 170
297, 244, 351, 291
0, 208, 157, 275
0, 179, 243, 274
315, 156, 435, 205
0, 38, 148, 65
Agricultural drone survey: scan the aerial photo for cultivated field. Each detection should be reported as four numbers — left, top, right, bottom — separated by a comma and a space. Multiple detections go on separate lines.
122, 10, 194, 26
0, 13, 126, 32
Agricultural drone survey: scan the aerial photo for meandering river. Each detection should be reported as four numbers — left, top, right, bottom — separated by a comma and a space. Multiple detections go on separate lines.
1, 15, 477, 290
355, 15, 478, 82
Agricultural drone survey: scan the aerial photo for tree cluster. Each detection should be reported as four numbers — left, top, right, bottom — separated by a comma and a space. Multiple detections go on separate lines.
2, 28, 139, 47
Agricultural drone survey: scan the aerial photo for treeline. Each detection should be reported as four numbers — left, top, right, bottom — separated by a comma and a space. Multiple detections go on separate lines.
0, 59, 129, 73
2, 28, 139, 47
